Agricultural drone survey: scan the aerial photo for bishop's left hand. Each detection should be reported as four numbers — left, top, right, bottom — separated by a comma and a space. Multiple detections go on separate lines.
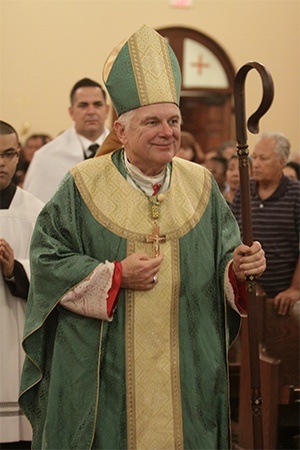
232, 241, 266, 283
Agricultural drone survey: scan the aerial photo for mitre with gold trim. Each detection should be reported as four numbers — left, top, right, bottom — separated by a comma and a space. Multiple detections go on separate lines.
102, 24, 181, 116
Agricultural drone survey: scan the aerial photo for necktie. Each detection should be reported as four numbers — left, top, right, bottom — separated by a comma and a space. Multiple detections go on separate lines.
86, 143, 100, 159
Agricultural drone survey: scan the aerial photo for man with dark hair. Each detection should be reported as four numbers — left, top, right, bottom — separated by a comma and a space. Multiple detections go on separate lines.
23, 77, 110, 202
69, 77, 107, 104
0, 120, 44, 448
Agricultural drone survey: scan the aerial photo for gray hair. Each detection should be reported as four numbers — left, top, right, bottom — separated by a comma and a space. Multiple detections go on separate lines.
116, 105, 183, 132
259, 132, 290, 163
115, 109, 137, 131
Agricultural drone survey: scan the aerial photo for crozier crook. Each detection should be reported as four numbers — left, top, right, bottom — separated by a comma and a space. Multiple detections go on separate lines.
234, 62, 274, 450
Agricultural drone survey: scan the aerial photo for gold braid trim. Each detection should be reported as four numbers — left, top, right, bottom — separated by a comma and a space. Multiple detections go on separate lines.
71, 155, 212, 448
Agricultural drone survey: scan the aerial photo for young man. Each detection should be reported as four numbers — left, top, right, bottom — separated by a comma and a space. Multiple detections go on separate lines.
0, 121, 44, 449
20, 26, 266, 450
23, 78, 110, 202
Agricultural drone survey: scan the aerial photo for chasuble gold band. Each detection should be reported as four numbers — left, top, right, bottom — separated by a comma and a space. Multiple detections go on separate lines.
71, 153, 211, 449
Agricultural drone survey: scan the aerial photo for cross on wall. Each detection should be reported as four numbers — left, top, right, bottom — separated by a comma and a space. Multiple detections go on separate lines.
190, 55, 210, 75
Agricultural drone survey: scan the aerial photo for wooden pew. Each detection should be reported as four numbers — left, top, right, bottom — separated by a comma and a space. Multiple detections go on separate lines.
237, 295, 300, 449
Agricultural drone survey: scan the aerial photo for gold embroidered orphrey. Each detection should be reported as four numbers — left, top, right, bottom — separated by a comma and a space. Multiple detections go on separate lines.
120, 148, 167, 258
128, 25, 178, 106
71, 154, 211, 449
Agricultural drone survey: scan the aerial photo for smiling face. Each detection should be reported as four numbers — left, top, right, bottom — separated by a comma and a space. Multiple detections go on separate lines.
0, 133, 20, 190
69, 86, 109, 140
114, 103, 181, 176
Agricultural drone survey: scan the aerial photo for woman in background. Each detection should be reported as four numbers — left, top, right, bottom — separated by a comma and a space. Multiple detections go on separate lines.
175, 131, 204, 163
283, 161, 300, 181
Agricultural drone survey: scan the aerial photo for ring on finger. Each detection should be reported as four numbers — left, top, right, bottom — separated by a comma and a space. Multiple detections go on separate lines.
152, 275, 158, 284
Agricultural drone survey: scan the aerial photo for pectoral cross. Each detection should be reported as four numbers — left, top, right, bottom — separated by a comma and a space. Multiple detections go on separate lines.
146, 221, 166, 257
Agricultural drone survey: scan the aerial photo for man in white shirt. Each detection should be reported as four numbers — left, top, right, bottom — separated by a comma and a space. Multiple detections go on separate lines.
23, 78, 110, 203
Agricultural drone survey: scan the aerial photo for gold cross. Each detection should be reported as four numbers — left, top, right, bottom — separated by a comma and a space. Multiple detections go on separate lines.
146, 221, 166, 257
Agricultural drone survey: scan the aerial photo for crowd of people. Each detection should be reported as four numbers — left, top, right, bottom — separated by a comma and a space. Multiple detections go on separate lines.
0, 24, 299, 450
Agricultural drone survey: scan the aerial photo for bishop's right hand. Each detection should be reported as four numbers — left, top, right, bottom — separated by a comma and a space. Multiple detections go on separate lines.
120, 252, 163, 291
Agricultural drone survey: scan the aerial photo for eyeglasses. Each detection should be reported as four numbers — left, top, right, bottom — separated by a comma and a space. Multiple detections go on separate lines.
0, 150, 19, 162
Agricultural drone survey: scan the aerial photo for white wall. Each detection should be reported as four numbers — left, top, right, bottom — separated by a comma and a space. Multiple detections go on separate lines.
0, 0, 299, 157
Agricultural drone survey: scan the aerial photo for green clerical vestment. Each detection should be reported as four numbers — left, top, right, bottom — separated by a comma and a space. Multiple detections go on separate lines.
20, 150, 241, 450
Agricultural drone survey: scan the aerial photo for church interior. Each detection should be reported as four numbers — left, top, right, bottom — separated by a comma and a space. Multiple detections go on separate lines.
1, 1, 299, 449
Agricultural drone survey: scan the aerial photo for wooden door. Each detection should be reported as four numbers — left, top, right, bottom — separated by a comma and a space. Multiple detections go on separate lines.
157, 26, 236, 154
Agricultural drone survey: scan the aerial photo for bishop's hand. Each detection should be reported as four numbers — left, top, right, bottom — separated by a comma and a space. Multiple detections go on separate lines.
120, 252, 163, 291
232, 241, 266, 283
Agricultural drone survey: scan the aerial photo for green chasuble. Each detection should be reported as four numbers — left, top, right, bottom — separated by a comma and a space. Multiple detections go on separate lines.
20, 150, 241, 450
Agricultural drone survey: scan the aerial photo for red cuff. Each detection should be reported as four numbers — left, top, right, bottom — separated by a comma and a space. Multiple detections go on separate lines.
107, 261, 122, 317
229, 262, 247, 314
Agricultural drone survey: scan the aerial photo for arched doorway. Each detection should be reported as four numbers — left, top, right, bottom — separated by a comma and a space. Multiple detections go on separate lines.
157, 26, 236, 156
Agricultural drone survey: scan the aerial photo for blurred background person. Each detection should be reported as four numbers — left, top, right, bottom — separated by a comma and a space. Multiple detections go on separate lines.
203, 148, 221, 161
223, 154, 252, 204
289, 151, 300, 164
217, 140, 237, 160
223, 154, 240, 204
13, 133, 52, 187
203, 155, 228, 194
204, 140, 237, 164
175, 130, 204, 163
283, 160, 300, 181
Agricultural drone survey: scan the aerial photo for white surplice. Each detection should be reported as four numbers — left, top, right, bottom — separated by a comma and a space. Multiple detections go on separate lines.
23, 126, 110, 203
0, 187, 44, 443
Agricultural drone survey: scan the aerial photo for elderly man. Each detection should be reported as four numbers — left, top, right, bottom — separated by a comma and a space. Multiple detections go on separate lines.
23, 77, 110, 202
20, 26, 266, 450
231, 132, 300, 315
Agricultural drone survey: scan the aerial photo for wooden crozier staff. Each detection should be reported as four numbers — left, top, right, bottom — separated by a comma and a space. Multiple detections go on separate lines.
233, 62, 274, 450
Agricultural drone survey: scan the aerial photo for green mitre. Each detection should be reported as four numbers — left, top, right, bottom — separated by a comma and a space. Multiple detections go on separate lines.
103, 25, 181, 116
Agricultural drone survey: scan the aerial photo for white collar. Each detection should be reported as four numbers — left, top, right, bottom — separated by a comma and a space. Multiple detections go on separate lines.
76, 128, 110, 152
123, 150, 170, 196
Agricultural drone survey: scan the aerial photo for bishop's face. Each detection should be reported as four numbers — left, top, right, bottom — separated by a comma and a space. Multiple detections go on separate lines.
115, 103, 181, 176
